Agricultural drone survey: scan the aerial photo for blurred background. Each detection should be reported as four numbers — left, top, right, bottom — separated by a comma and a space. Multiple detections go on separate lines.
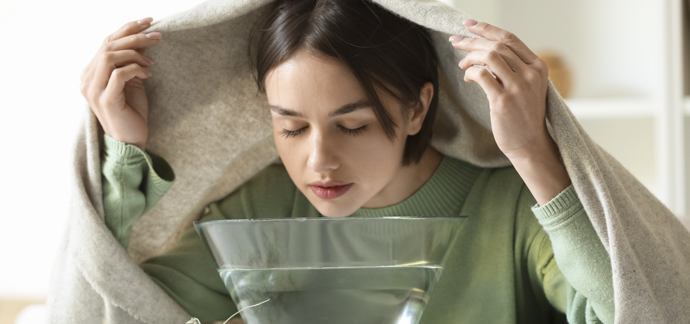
0, 0, 688, 322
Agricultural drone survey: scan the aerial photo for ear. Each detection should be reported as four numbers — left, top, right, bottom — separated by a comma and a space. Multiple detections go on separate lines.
406, 81, 434, 136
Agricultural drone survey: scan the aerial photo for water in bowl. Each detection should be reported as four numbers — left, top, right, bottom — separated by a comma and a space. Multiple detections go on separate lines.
220, 264, 441, 324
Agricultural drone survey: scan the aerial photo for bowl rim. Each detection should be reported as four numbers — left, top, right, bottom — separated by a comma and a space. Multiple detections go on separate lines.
194, 216, 466, 225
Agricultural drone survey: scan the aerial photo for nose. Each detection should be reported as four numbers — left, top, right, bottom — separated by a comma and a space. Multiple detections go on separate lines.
307, 130, 340, 173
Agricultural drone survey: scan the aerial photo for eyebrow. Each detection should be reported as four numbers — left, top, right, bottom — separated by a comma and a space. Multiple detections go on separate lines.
269, 100, 372, 118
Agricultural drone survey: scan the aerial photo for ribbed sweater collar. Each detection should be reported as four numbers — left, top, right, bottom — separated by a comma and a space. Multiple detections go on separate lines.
346, 155, 483, 218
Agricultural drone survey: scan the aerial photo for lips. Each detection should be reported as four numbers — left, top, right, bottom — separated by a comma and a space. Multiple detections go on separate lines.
310, 183, 353, 199
309, 180, 350, 187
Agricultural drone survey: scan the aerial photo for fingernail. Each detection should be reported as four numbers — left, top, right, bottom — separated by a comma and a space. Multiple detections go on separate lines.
146, 32, 162, 39
463, 19, 478, 27
138, 17, 153, 25
449, 35, 464, 44
144, 55, 155, 64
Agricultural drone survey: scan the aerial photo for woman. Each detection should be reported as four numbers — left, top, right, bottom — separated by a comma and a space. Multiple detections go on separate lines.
80, 0, 614, 323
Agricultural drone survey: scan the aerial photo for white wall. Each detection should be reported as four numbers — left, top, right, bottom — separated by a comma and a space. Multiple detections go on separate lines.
0, 0, 206, 300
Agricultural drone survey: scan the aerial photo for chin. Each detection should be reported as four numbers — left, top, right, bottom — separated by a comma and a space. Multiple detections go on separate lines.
311, 199, 360, 218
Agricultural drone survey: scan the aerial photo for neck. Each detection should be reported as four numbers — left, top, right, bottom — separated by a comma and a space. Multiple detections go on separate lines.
362, 145, 444, 208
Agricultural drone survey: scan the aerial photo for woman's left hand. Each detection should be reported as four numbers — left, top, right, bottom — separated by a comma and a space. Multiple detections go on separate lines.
449, 19, 550, 161
450, 19, 572, 205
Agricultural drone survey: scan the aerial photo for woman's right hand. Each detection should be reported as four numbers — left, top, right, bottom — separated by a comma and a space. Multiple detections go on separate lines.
80, 17, 162, 151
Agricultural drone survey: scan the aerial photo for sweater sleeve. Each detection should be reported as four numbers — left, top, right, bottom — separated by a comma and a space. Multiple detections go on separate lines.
525, 184, 615, 324
101, 133, 175, 249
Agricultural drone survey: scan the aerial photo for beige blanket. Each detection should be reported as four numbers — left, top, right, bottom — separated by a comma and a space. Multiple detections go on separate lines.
47, 0, 690, 323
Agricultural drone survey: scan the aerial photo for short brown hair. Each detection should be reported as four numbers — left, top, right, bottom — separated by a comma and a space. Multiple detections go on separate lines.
249, 0, 439, 166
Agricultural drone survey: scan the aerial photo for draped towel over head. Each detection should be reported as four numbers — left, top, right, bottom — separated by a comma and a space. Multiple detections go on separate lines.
48, 0, 690, 323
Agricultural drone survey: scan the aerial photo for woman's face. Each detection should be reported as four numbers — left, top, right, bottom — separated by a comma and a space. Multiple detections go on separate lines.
265, 50, 428, 217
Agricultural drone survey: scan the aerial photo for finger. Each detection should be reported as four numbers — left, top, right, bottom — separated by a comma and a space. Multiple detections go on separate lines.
106, 32, 161, 53
93, 49, 152, 92
464, 65, 502, 99
135, 18, 155, 56
102, 63, 151, 106
463, 19, 540, 64
459, 50, 518, 84
113, 49, 153, 68
451, 37, 525, 73
106, 18, 153, 44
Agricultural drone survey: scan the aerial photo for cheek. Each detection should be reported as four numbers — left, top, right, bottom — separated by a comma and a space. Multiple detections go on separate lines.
350, 135, 399, 166
274, 132, 301, 167
274, 132, 309, 193
344, 130, 407, 188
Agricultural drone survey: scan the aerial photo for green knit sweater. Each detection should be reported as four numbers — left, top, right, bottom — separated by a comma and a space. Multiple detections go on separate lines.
101, 134, 614, 324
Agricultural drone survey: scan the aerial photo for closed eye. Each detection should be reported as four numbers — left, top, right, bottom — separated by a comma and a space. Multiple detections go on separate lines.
338, 124, 368, 136
279, 125, 368, 139
279, 126, 307, 139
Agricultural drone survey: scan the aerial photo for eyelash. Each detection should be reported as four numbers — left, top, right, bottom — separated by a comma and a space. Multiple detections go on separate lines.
279, 125, 368, 139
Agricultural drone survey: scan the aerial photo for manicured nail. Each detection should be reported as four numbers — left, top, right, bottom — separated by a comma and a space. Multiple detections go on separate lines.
463, 19, 478, 27
146, 32, 162, 39
138, 17, 153, 25
449, 35, 464, 44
